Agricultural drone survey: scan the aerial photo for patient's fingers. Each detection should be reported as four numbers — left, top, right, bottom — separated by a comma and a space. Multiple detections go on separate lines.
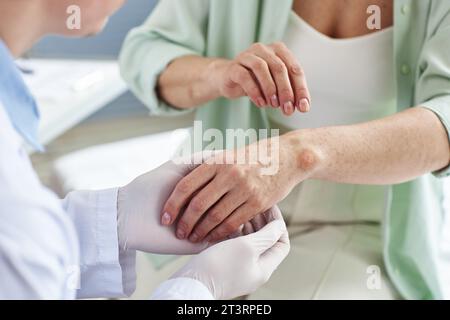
272, 42, 311, 113
242, 222, 255, 235
250, 213, 266, 232
176, 174, 230, 240
189, 190, 247, 242
207, 202, 255, 242
162, 164, 216, 226
262, 205, 283, 224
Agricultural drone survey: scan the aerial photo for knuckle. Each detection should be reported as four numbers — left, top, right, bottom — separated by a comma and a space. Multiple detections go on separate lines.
190, 197, 207, 213
296, 88, 310, 98
176, 180, 192, 194
266, 84, 277, 95
272, 41, 287, 50
229, 166, 245, 180
208, 230, 219, 240
223, 221, 238, 234
249, 88, 261, 98
251, 194, 265, 209
251, 42, 266, 52
264, 87, 277, 98
230, 63, 242, 74
271, 61, 287, 74
238, 179, 253, 194
290, 64, 304, 76
236, 52, 249, 61
248, 183, 258, 196
251, 59, 266, 72
279, 88, 294, 99
177, 219, 189, 232
210, 230, 224, 241
209, 210, 224, 224
192, 226, 207, 238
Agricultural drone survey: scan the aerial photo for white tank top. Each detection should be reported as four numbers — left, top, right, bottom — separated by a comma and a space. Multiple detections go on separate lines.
272, 12, 396, 224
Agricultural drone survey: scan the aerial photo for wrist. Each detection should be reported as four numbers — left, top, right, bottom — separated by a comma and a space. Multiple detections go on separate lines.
204, 58, 231, 99
281, 129, 329, 181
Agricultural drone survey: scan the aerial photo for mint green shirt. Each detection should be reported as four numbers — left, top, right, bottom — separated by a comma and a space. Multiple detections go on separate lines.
120, 0, 450, 299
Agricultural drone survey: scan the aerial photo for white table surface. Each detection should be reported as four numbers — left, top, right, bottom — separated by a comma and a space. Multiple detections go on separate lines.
20, 58, 128, 147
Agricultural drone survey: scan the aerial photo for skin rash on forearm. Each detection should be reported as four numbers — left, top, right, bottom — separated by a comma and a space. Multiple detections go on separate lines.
288, 107, 450, 185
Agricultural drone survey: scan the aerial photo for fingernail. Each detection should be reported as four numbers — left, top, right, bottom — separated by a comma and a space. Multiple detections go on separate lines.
283, 101, 294, 114
161, 212, 171, 225
257, 97, 266, 107
176, 229, 186, 239
271, 95, 279, 108
299, 98, 310, 112
189, 233, 199, 243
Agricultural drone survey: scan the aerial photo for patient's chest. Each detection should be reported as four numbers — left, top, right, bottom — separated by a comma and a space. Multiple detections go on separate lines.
292, 0, 394, 39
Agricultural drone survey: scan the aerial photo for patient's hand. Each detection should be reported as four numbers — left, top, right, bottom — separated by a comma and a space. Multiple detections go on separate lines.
227, 205, 286, 239
117, 159, 209, 254
161, 135, 318, 243
212, 42, 311, 115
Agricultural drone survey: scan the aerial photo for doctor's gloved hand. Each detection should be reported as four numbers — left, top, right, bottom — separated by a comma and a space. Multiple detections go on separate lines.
117, 159, 209, 255
171, 206, 290, 300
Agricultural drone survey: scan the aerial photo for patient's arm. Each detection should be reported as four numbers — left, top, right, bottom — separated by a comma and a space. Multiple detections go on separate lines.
162, 107, 450, 242
290, 107, 450, 185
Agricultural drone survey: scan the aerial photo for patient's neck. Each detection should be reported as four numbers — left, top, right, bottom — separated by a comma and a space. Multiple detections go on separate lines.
0, 1, 48, 57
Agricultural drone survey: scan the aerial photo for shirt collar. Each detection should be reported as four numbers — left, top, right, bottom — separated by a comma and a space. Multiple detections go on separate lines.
0, 40, 43, 152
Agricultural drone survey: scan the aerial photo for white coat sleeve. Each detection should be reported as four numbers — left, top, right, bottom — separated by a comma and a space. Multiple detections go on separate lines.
62, 189, 136, 298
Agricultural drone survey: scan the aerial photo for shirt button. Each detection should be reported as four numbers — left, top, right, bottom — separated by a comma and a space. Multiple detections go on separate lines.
401, 4, 410, 15
401, 64, 411, 75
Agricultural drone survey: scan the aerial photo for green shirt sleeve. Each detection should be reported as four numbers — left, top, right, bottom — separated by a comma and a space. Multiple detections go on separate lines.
119, 0, 209, 116
415, 5, 450, 177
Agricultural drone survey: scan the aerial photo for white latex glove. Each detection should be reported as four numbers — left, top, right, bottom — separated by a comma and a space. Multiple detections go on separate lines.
117, 159, 209, 254
171, 206, 290, 300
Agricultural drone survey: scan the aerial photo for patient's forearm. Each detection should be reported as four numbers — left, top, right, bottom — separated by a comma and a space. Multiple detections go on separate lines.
287, 107, 450, 185
157, 55, 224, 109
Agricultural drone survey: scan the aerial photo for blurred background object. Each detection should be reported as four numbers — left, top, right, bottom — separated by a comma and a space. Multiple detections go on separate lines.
28, 0, 158, 121
30, 0, 194, 185
30, 0, 157, 59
